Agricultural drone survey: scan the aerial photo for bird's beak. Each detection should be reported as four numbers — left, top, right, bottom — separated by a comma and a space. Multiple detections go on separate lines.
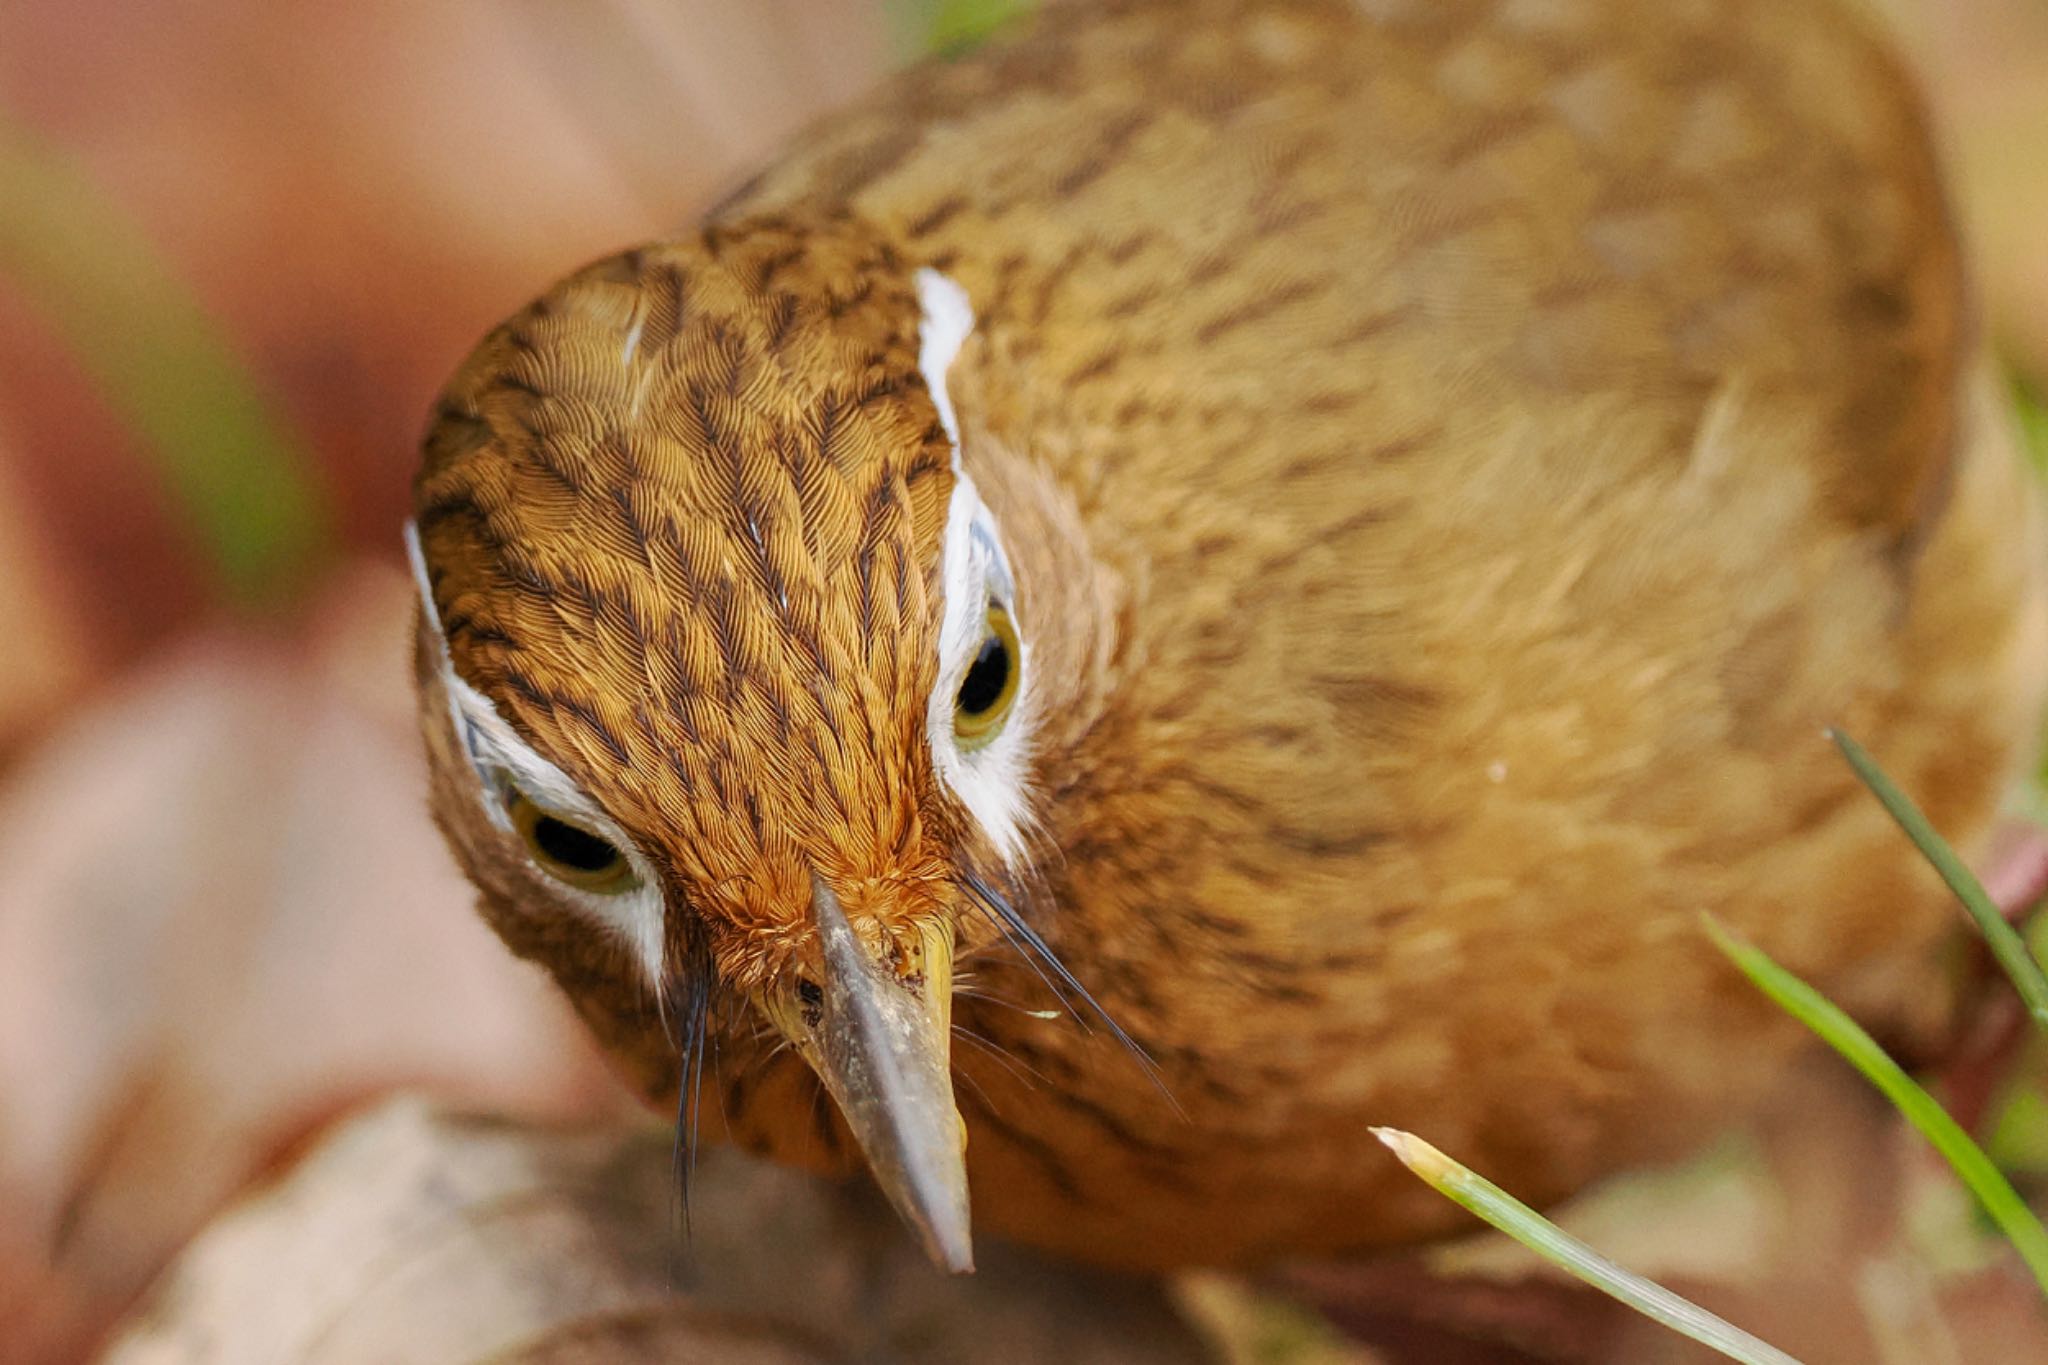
754, 875, 973, 1273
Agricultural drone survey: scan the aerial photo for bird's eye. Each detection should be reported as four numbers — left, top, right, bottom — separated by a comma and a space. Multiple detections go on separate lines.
505, 787, 636, 894
954, 603, 1020, 749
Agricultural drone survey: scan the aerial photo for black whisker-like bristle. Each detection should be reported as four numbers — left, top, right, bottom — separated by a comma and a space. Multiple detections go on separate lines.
953, 1021, 1048, 1091
950, 1050, 1001, 1116
956, 983, 1052, 1017
962, 871, 1180, 1112
968, 881, 1087, 1027
667, 938, 714, 1242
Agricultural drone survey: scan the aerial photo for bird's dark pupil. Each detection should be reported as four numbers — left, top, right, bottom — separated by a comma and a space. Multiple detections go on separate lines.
958, 631, 1010, 715
533, 815, 620, 873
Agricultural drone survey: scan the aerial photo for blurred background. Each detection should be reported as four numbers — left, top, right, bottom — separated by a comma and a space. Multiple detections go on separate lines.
0, 1, 2044, 1361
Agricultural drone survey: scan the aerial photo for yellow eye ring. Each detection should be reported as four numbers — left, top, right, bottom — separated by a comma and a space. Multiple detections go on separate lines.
953, 603, 1021, 749
505, 787, 637, 894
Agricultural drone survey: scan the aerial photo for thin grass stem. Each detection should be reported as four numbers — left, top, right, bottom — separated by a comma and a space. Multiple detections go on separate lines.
1373, 1127, 1805, 1365
1829, 729, 2048, 1030
1703, 915, 2048, 1297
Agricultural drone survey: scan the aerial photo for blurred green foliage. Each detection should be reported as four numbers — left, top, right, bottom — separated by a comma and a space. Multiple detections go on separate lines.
1992, 1085, 2048, 1175
892, 0, 1037, 58
2018, 376, 2048, 475
0, 119, 331, 608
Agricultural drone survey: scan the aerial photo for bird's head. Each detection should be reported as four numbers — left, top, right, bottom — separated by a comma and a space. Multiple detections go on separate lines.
407, 216, 1047, 1273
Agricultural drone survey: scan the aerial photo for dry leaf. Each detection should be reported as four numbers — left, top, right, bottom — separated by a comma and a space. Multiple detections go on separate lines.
101, 1097, 1208, 1365
0, 565, 619, 1363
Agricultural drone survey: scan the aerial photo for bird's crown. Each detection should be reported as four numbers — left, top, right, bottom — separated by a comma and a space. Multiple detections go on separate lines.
412, 214, 972, 986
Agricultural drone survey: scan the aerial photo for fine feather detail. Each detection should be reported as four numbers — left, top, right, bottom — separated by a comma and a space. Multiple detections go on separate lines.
406, 519, 670, 990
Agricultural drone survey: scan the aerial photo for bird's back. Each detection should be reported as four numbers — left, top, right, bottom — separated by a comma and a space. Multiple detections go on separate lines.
679, 0, 2048, 1262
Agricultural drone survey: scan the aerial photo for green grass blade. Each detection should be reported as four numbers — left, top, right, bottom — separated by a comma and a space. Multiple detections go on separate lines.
1828, 729, 2048, 1030
0, 119, 331, 606
1703, 915, 2048, 1296
1372, 1128, 1805, 1365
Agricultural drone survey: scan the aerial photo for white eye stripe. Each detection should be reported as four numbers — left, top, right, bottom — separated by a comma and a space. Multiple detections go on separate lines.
916, 270, 1035, 868
971, 511, 1015, 606
406, 520, 668, 988
916, 266, 973, 449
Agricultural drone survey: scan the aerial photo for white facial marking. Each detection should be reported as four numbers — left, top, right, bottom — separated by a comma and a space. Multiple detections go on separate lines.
914, 271, 1035, 867
916, 267, 973, 448
406, 522, 667, 988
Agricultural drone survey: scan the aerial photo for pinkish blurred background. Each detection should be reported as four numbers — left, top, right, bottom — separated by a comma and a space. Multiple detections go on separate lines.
0, 4, 902, 1358
0, 1, 2043, 1361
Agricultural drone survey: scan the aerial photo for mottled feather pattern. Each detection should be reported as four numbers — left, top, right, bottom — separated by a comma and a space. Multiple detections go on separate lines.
417, 219, 974, 988
414, 0, 2048, 1267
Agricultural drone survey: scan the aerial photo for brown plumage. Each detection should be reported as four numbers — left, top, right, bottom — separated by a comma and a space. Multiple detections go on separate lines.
411, 0, 2048, 1271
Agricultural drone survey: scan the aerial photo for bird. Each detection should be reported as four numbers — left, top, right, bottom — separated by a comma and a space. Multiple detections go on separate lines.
407, 0, 2048, 1274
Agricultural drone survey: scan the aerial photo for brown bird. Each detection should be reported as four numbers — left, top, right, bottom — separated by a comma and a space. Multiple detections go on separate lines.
409, 0, 2048, 1273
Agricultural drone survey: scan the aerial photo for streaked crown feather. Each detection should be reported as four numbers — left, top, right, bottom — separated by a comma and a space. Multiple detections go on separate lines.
412, 214, 963, 979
